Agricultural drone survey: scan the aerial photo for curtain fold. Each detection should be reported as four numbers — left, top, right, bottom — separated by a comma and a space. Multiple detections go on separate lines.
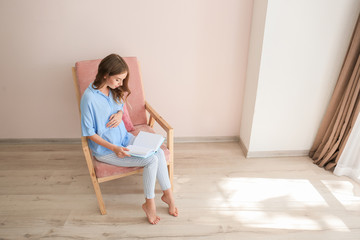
309, 14, 360, 170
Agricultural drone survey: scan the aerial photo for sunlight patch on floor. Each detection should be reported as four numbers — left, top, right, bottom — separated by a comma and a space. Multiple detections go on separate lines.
321, 180, 360, 211
216, 178, 326, 207
211, 177, 351, 231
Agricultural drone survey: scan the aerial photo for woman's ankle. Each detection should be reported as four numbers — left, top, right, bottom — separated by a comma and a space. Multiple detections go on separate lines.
145, 198, 156, 205
163, 188, 172, 196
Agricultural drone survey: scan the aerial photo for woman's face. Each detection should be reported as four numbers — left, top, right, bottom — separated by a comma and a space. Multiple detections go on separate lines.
105, 72, 128, 89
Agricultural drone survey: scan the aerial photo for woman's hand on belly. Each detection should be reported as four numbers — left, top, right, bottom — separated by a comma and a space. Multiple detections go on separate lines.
106, 111, 123, 128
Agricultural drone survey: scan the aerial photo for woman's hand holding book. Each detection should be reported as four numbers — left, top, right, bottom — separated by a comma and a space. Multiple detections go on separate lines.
113, 145, 130, 158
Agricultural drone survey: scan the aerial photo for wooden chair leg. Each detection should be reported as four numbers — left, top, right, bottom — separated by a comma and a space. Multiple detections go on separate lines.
168, 162, 174, 191
90, 176, 107, 215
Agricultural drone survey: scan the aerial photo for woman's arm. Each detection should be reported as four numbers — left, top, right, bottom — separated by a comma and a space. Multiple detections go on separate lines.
88, 134, 130, 158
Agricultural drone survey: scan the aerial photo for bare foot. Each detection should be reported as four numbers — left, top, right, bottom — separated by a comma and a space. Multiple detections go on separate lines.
161, 194, 178, 217
142, 200, 160, 224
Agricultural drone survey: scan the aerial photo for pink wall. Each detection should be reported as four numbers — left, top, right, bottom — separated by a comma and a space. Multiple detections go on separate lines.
0, 0, 253, 139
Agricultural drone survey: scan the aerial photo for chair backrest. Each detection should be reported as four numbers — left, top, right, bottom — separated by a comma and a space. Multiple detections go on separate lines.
74, 57, 147, 126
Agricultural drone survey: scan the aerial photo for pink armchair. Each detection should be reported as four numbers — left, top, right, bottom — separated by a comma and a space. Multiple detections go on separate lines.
72, 57, 174, 215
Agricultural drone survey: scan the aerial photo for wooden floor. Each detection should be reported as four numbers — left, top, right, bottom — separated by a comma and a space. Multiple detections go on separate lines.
0, 142, 359, 240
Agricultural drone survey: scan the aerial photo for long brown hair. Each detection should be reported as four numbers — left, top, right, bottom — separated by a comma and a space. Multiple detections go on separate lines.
92, 54, 131, 103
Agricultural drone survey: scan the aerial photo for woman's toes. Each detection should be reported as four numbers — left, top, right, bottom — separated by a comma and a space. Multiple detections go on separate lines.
152, 216, 161, 224
169, 207, 178, 217
142, 203, 160, 224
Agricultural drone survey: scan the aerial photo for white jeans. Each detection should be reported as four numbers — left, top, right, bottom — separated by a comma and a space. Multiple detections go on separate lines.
96, 137, 171, 199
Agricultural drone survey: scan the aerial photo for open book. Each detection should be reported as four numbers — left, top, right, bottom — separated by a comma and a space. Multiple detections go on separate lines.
126, 131, 165, 158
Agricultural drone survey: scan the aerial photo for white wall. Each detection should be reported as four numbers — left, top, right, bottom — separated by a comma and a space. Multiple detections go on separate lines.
240, 0, 360, 155
0, 0, 253, 139
240, 0, 268, 150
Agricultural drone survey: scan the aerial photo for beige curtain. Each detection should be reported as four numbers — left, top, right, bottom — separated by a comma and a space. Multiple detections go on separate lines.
309, 14, 360, 170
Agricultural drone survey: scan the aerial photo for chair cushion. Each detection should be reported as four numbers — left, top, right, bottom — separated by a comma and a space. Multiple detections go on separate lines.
122, 104, 135, 132
123, 57, 148, 126
93, 124, 170, 179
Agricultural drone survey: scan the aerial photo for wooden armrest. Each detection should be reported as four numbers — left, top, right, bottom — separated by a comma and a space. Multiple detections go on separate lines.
145, 101, 173, 132
145, 101, 174, 159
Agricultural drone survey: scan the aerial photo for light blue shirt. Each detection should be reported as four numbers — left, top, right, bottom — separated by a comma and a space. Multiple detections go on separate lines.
80, 83, 133, 157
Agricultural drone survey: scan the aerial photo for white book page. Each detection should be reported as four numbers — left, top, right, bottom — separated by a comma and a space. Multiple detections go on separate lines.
127, 145, 153, 156
133, 131, 164, 151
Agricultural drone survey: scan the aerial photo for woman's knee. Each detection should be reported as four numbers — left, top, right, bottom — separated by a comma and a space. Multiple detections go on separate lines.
144, 154, 159, 166
154, 149, 165, 159
156, 148, 164, 156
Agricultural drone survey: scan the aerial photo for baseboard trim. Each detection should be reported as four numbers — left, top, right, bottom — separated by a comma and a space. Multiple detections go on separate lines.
174, 136, 240, 143
239, 137, 249, 157
246, 150, 310, 158
0, 138, 81, 144
0, 136, 240, 145
239, 137, 309, 158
